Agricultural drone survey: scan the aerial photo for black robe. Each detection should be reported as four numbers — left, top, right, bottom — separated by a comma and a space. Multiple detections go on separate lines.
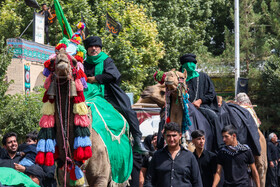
186, 72, 219, 113
84, 57, 142, 137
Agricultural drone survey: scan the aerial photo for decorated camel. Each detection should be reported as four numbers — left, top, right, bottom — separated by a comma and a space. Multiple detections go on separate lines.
36, 43, 132, 187
139, 70, 267, 187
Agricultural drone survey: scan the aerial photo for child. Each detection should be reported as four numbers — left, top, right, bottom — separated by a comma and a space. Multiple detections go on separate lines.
19, 131, 38, 167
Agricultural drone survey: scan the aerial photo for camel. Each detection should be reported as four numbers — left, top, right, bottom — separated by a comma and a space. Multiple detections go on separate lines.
42, 49, 131, 187
139, 70, 267, 187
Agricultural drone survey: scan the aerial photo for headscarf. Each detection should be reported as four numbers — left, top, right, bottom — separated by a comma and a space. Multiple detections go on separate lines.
181, 62, 199, 81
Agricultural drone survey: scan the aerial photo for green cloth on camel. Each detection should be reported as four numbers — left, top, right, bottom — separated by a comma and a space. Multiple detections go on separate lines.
182, 62, 199, 81
85, 52, 109, 97
84, 83, 133, 184
0, 167, 39, 187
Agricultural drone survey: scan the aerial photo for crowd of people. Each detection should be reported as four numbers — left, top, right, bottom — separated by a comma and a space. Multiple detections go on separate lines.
0, 131, 56, 186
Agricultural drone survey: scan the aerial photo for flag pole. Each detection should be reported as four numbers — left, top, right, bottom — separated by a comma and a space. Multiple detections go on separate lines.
234, 0, 240, 96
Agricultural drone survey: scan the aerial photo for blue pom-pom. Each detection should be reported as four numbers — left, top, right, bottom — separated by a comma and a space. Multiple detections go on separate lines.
36, 139, 46, 152
74, 136, 92, 149
43, 68, 50, 77
45, 139, 56, 153
75, 165, 84, 179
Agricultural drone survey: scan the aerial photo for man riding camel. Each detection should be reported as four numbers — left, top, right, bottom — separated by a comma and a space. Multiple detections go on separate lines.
179, 53, 223, 149
83, 36, 148, 154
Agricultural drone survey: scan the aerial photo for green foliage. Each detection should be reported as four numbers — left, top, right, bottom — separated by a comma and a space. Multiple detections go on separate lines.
0, 90, 43, 142
255, 55, 280, 131
0, 37, 13, 103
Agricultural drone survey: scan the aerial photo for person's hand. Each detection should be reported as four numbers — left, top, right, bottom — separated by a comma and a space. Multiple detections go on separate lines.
14, 163, 26, 172
269, 161, 274, 168
87, 76, 97, 83
193, 99, 202, 108
19, 152, 25, 157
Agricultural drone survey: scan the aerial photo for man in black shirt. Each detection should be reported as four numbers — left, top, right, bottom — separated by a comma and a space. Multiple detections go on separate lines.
213, 125, 260, 187
266, 132, 279, 187
0, 132, 22, 168
144, 122, 202, 187
39, 3, 53, 44
191, 130, 217, 187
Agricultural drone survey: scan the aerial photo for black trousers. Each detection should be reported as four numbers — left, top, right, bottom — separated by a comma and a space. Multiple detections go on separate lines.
266, 161, 278, 187
199, 106, 223, 150
45, 24, 49, 44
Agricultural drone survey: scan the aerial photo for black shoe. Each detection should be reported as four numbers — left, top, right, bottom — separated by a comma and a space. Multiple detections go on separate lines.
133, 136, 149, 155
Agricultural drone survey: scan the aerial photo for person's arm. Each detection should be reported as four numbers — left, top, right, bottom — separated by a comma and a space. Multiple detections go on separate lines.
48, 8, 53, 18
200, 73, 217, 104
191, 155, 203, 187
212, 164, 222, 187
14, 163, 26, 172
143, 156, 156, 187
267, 143, 274, 167
139, 167, 147, 187
250, 163, 260, 187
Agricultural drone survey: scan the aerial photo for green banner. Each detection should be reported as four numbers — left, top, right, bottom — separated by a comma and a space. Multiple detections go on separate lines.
54, 0, 73, 39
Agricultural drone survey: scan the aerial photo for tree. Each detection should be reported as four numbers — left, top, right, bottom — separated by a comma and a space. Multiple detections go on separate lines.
88, 0, 164, 97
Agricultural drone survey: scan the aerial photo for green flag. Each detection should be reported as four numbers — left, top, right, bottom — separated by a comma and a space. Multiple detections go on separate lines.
54, 0, 73, 39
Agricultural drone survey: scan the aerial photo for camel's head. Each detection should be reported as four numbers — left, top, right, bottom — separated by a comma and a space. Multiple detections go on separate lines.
55, 48, 77, 79
164, 70, 187, 91
140, 84, 166, 108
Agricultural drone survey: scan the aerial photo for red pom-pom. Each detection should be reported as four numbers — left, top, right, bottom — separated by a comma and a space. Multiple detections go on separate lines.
35, 152, 45, 165
166, 117, 171, 123
70, 167, 77, 181
44, 60, 51, 69
83, 146, 92, 160
54, 146, 60, 160
45, 152, 54, 166
73, 91, 85, 103
55, 43, 67, 51
74, 147, 85, 161
74, 55, 83, 63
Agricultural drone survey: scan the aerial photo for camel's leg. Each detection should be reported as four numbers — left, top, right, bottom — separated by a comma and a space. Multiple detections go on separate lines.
254, 129, 267, 187
85, 129, 110, 187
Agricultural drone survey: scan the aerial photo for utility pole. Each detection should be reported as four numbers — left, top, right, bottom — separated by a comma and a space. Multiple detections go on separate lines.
234, 0, 240, 96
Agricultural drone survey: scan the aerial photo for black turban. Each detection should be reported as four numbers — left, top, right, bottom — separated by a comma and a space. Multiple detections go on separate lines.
180, 53, 197, 64
83, 36, 102, 50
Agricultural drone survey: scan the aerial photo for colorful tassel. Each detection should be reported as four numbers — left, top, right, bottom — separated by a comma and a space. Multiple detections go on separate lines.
43, 68, 51, 77
74, 126, 90, 137
35, 151, 45, 165
44, 75, 52, 90
42, 92, 54, 103
83, 146, 92, 160
45, 139, 56, 153
73, 136, 92, 149
74, 115, 90, 127
75, 79, 84, 92
38, 128, 56, 140
36, 139, 46, 152
76, 61, 84, 71
39, 115, 55, 128
41, 101, 55, 115
75, 177, 85, 186
73, 92, 85, 104
45, 152, 54, 166
75, 165, 84, 179
73, 102, 88, 115
70, 167, 77, 181
74, 147, 84, 161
